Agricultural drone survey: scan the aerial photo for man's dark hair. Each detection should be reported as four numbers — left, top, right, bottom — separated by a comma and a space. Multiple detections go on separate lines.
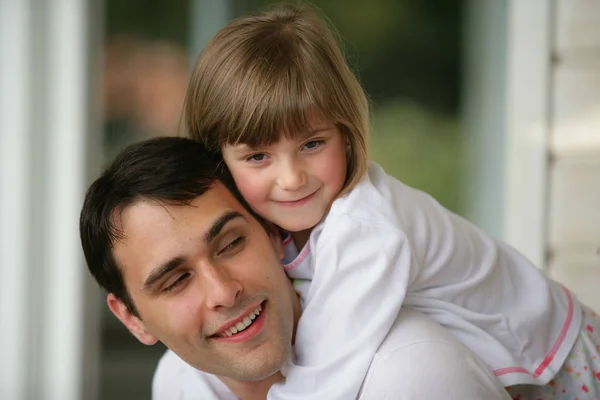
80, 137, 230, 318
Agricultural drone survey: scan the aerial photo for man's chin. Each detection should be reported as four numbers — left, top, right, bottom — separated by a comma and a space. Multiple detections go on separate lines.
223, 344, 291, 383
216, 364, 284, 393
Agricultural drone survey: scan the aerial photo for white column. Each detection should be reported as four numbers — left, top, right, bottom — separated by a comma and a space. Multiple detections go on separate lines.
0, 1, 32, 399
189, 0, 232, 61
464, 0, 551, 268
41, 0, 96, 399
463, 0, 509, 239
503, 0, 551, 268
0, 1, 102, 399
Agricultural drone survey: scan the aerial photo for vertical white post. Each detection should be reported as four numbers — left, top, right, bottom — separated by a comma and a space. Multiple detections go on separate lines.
0, 1, 31, 399
0, 1, 102, 399
504, 0, 552, 268
41, 0, 88, 399
464, 0, 551, 268
189, 0, 232, 61
463, 0, 509, 239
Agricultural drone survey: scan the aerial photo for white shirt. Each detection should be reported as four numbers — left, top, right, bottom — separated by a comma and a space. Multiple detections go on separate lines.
268, 162, 581, 400
152, 308, 512, 399
153, 351, 234, 400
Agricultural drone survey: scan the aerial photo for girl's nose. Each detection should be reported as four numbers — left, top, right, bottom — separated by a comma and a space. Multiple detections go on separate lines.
276, 162, 307, 191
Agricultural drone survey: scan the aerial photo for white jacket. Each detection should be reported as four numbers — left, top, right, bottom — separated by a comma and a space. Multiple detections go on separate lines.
268, 162, 581, 400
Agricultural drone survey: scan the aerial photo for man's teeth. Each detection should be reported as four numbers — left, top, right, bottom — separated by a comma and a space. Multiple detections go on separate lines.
221, 305, 262, 337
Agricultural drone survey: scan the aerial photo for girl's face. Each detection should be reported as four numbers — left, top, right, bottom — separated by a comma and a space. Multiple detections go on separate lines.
222, 116, 347, 233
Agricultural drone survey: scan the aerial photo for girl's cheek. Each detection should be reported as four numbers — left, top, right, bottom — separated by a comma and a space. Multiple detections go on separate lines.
229, 168, 252, 192
236, 179, 265, 204
229, 169, 270, 210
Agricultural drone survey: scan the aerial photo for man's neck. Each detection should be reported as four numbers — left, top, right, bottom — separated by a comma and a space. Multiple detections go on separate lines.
218, 371, 284, 400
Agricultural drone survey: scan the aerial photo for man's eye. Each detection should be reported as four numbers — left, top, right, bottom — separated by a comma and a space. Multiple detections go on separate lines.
163, 273, 190, 292
246, 153, 267, 163
218, 236, 245, 256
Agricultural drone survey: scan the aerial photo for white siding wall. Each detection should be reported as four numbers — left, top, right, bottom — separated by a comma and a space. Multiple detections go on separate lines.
548, 0, 600, 312
465, 0, 600, 312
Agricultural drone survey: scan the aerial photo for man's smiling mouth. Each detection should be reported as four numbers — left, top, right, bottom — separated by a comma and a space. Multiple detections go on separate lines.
217, 304, 263, 338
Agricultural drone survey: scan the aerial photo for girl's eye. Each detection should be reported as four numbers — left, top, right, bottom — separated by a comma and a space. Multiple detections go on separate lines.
218, 236, 246, 256
246, 153, 268, 163
163, 273, 190, 292
303, 139, 324, 150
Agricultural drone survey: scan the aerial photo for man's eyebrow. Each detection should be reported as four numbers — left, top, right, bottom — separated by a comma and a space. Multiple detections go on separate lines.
143, 256, 185, 292
204, 210, 245, 244
142, 211, 244, 292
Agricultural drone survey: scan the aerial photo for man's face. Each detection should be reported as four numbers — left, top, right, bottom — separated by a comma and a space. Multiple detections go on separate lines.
110, 182, 299, 381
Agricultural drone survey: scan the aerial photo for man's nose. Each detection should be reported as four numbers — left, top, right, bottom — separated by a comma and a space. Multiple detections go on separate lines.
276, 160, 306, 191
202, 264, 242, 310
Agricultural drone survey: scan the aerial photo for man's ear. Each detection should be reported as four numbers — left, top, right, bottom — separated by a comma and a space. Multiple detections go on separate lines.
107, 293, 158, 345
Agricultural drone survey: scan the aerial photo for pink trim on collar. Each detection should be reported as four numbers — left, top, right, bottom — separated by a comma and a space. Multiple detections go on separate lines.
283, 243, 310, 271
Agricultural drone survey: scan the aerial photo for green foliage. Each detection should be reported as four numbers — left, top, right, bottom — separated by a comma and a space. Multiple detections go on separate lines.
106, 0, 190, 45
371, 102, 463, 213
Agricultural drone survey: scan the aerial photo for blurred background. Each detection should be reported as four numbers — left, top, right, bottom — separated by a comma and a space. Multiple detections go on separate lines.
1, 1, 599, 399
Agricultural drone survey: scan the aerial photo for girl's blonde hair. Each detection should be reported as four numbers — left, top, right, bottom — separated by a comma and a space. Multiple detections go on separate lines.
184, 2, 369, 191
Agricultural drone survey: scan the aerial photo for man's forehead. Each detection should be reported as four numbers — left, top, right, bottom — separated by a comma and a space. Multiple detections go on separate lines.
186, 182, 258, 227
187, 180, 241, 209
113, 182, 243, 242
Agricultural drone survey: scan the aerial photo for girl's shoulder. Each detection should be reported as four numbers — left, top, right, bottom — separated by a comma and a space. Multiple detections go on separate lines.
328, 162, 438, 231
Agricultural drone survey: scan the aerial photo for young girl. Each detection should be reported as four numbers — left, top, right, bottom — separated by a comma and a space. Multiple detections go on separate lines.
184, 4, 600, 399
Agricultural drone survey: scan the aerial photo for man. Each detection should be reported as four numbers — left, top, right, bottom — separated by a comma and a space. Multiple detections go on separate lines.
80, 137, 511, 399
